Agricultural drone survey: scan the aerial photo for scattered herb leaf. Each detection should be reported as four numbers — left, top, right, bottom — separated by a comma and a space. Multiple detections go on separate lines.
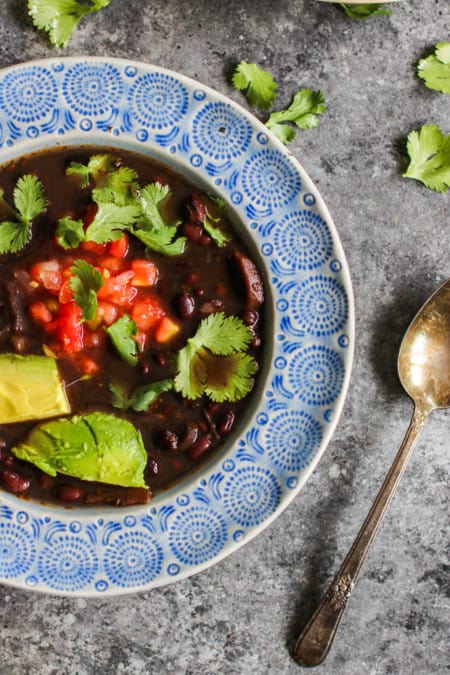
266, 89, 326, 144
0, 175, 47, 254
232, 61, 278, 110
110, 379, 174, 411
27, 0, 113, 48
105, 314, 139, 365
85, 202, 140, 243
133, 182, 186, 256
417, 42, 450, 95
174, 312, 257, 402
339, 3, 392, 19
67, 154, 112, 187
403, 124, 450, 193
55, 216, 86, 249
201, 210, 229, 247
69, 259, 104, 321
92, 165, 139, 206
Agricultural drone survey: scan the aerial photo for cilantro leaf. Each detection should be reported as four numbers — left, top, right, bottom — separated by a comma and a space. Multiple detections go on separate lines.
110, 379, 174, 411
109, 382, 130, 410
266, 89, 326, 144
403, 124, 450, 193
28, 0, 113, 48
174, 312, 257, 402
69, 259, 103, 321
417, 42, 450, 95
0, 175, 47, 254
14, 175, 47, 222
67, 154, 112, 188
85, 202, 140, 243
92, 165, 139, 206
56, 216, 85, 249
106, 314, 139, 365
201, 210, 229, 247
0, 220, 30, 255
232, 61, 278, 111
339, 4, 392, 19
130, 380, 174, 411
133, 182, 186, 256
68, 154, 139, 204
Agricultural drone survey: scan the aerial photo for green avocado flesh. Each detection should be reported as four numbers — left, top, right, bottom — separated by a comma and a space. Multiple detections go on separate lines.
12, 412, 148, 489
0, 353, 70, 423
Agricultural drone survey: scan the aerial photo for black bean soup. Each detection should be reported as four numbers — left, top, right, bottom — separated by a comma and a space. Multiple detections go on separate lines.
0, 146, 265, 506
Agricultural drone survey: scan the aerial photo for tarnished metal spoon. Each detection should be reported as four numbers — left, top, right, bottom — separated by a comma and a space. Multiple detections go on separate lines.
294, 278, 450, 667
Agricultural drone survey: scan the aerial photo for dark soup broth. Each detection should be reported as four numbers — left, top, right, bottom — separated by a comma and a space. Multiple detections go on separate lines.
0, 146, 265, 506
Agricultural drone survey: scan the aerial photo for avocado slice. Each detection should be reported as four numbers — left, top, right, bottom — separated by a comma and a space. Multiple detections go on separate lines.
12, 412, 148, 489
0, 353, 70, 424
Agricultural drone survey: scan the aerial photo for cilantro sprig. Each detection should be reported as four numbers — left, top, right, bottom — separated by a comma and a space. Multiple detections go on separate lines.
0, 175, 47, 254
69, 259, 104, 321
68, 154, 139, 205
338, 4, 392, 19
85, 202, 140, 244
231, 62, 326, 145
28, 0, 113, 48
110, 379, 174, 412
174, 312, 257, 402
266, 89, 327, 144
232, 62, 278, 111
133, 182, 186, 256
59, 155, 186, 254
417, 42, 450, 95
403, 124, 450, 193
106, 314, 140, 366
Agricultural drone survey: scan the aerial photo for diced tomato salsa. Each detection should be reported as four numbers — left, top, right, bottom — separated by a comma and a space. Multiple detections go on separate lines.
27, 239, 178, 367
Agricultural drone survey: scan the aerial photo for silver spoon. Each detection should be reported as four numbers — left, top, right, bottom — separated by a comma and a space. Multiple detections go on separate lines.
294, 278, 450, 667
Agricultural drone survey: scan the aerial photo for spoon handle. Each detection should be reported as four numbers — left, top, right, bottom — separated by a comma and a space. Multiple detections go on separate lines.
294, 406, 428, 667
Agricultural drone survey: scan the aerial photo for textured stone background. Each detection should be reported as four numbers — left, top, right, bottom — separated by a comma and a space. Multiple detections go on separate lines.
0, 1, 449, 673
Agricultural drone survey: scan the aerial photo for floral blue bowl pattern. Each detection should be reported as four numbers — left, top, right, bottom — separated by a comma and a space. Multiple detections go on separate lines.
0, 58, 354, 595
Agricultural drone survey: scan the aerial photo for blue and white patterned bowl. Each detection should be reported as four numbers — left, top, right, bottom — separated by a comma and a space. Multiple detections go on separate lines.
0, 57, 354, 596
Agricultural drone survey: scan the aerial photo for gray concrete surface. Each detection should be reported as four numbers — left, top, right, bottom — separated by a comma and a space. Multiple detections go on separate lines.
0, 1, 449, 673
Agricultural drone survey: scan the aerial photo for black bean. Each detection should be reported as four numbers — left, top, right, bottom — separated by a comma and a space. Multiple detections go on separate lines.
218, 410, 235, 435
182, 222, 203, 243
176, 293, 196, 319
147, 458, 159, 475
159, 429, 179, 450
179, 422, 199, 450
241, 309, 259, 328
186, 193, 207, 223
1, 470, 30, 494
187, 435, 212, 460
56, 485, 84, 502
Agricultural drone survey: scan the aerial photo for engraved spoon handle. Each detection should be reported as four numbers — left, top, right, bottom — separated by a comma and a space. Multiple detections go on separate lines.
294, 406, 428, 667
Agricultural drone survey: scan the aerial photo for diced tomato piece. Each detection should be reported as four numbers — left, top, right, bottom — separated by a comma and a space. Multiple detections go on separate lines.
80, 240, 108, 256
44, 302, 84, 352
84, 328, 107, 349
108, 234, 129, 258
131, 259, 158, 287
154, 316, 180, 343
80, 357, 100, 375
100, 255, 127, 274
29, 301, 52, 325
98, 270, 137, 307
96, 301, 120, 326
132, 296, 165, 332
59, 278, 73, 304
30, 260, 62, 294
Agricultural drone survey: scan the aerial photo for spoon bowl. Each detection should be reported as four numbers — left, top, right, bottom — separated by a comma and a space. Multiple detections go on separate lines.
399, 279, 450, 410
294, 278, 450, 667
